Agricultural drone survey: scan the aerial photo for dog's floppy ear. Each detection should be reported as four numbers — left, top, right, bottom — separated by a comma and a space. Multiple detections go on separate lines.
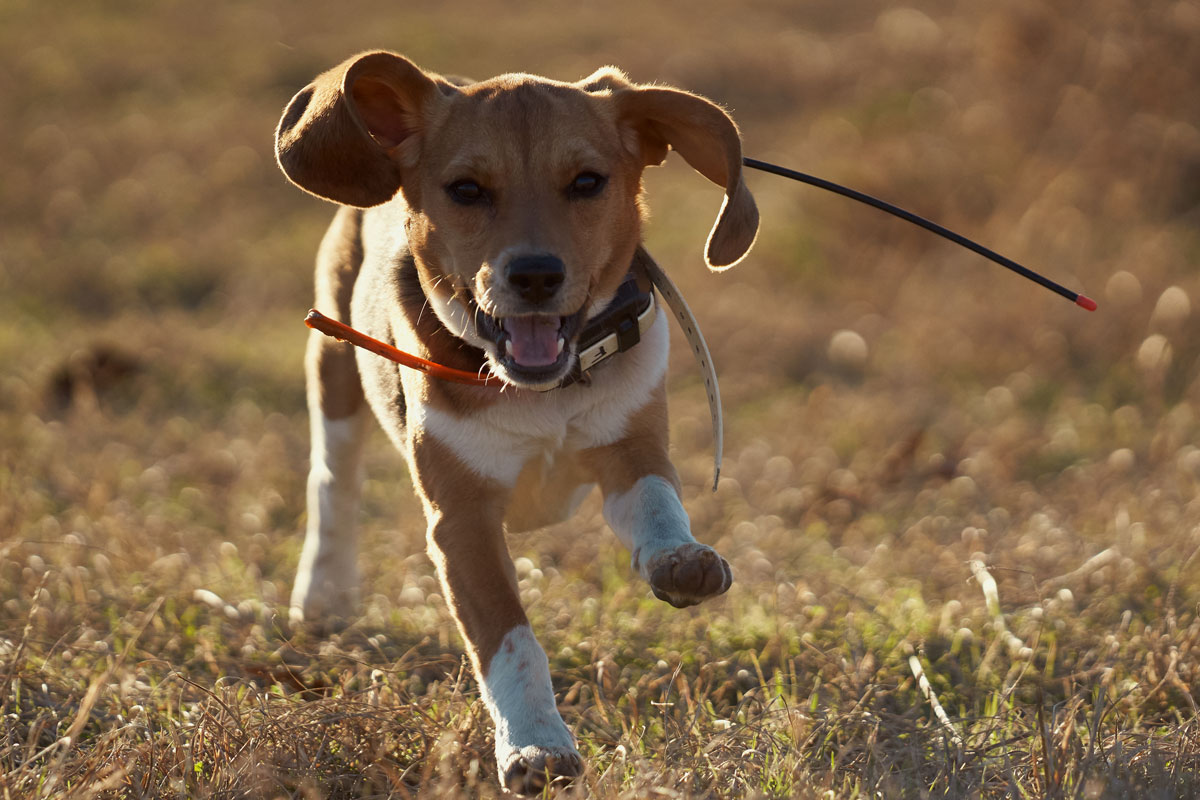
602, 76, 759, 270
275, 51, 449, 207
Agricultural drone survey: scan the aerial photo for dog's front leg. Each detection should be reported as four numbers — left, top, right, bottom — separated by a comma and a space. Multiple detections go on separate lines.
580, 384, 733, 608
410, 433, 581, 794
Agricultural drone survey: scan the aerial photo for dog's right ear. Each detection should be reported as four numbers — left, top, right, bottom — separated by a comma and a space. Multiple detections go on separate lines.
275, 51, 450, 207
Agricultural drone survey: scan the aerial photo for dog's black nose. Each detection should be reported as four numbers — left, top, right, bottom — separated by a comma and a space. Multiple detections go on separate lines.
506, 255, 565, 305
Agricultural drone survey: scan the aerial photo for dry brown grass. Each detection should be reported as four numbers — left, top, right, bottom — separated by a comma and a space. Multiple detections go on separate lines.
4, 0, 1200, 796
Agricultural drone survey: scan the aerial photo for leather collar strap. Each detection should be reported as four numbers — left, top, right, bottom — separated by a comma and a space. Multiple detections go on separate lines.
558, 270, 656, 386
639, 258, 723, 491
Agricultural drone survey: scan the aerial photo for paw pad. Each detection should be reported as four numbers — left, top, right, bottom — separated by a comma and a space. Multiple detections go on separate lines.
648, 543, 732, 608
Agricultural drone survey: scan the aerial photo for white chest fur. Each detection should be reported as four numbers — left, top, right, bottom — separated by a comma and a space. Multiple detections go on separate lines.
415, 308, 669, 487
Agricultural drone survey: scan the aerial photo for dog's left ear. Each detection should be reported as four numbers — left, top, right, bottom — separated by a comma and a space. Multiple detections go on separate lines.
591, 73, 759, 270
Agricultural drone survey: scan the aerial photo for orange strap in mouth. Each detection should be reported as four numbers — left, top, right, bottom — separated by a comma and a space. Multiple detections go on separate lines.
304, 309, 502, 387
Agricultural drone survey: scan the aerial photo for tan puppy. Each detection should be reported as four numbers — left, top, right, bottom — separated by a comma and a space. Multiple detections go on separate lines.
275, 51, 758, 793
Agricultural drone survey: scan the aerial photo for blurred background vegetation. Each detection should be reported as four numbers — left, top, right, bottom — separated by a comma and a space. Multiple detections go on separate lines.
3, 0, 1200, 797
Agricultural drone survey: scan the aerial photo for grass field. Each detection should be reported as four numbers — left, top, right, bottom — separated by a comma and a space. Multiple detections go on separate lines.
4, 0, 1200, 796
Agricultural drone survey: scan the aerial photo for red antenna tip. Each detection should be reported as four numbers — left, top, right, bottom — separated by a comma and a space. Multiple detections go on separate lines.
1075, 294, 1098, 311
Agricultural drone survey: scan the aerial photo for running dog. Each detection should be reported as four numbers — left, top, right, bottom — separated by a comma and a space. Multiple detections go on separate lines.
275, 50, 758, 793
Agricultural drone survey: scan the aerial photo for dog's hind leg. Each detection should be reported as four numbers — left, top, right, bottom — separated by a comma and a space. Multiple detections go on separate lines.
504, 454, 594, 534
291, 208, 370, 627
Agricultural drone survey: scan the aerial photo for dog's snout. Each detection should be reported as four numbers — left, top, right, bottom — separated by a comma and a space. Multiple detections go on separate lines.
506, 255, 565, 305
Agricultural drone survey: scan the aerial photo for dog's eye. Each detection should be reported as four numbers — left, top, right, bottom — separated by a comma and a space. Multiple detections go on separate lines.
447, 180, 487, 205
569, 172, 607, 199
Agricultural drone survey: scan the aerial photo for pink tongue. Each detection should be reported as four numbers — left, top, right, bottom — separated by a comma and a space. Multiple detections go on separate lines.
503, 317, 561, 367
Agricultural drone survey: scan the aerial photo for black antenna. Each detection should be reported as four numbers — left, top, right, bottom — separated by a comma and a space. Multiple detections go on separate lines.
742, 157, 1097, 311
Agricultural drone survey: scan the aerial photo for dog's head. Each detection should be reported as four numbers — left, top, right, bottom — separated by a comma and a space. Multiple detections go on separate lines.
276, 51, 758, 390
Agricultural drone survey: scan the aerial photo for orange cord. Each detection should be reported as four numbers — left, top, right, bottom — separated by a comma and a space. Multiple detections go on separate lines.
305, 309, 501, 387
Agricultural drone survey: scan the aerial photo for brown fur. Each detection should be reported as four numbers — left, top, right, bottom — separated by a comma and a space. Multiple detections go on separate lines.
576, 381, 679, 496
410, 433, 526, 673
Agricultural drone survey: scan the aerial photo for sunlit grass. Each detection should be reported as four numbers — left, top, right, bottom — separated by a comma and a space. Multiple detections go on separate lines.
4, 0, 1200, 796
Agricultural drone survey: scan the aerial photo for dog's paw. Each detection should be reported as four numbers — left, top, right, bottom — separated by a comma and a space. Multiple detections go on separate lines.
646, 543, 732, 608
289, 567, 359, 631
501, 746, 583, 795
288, 602, 355, 635
290, 529, 362, 629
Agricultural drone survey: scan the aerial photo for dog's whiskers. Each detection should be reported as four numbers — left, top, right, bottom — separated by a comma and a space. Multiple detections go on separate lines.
415, 274, 450, 327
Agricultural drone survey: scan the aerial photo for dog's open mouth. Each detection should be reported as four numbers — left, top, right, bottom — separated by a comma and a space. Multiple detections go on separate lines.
473, 303, 587, 387
502, 316, 565, 367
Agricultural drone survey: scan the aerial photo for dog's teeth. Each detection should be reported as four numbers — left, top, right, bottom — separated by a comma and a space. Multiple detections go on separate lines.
556, 337, 565, 355
504, 340, 514, 357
